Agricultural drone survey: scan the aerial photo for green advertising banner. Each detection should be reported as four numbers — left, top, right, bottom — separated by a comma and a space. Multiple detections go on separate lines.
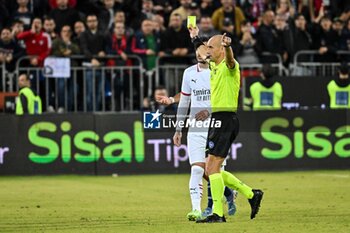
0, 110, 349, 175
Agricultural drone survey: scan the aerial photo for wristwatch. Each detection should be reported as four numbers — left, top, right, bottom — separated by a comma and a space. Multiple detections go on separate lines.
191, 36, 200, 43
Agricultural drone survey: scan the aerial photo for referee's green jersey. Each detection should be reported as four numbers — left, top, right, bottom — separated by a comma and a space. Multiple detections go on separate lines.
209, 59, 240, 113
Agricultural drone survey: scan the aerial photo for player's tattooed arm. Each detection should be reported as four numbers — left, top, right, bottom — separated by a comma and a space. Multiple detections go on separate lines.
173, 93, 181, 103
195, 110, 210, 121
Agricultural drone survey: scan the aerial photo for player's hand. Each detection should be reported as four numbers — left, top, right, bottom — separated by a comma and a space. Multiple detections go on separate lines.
173, 131, 182, 147
221, 33, 232, 47
156, 96, 172, 105
155, 92, 166, 102
195, 110, 210, 121
188, 25, 199, 39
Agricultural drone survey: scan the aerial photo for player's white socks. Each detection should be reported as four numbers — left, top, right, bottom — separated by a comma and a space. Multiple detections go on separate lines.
189, 165, 204, 212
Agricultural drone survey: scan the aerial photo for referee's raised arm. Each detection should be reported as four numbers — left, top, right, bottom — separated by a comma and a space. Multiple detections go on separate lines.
221, 33, 235, 69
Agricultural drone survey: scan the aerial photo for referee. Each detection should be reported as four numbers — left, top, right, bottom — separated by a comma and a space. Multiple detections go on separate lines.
191, 29, 264, 223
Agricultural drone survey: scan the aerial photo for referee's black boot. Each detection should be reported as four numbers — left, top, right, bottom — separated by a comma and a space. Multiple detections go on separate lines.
248, 189, 264, 219
196, 213, 226, 223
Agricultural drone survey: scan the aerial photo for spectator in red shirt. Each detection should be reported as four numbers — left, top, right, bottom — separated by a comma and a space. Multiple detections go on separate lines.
17, 17, 51, 67
108, 22, 131, 64
107, 21, 132, 111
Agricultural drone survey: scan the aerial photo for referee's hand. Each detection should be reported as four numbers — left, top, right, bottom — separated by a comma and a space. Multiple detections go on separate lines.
221, 33, 232, 47
188, 26, 199, 39
173, 131, 182, 147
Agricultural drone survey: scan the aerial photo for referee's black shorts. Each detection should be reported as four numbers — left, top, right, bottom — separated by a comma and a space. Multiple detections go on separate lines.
206, 112, 239, 158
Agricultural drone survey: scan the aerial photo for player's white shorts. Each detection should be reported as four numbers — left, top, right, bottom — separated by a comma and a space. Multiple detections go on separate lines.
187, 131, 228, 166
187, 131, 207, 165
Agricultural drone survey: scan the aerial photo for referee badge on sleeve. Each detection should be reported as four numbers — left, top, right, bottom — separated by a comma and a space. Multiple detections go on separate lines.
209, 141, 215, 149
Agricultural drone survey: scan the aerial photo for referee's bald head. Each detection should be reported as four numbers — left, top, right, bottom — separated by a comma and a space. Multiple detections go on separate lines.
208, 35, 223, 48
207, 34, 225, 62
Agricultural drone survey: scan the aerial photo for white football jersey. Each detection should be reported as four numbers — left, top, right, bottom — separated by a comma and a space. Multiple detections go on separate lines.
181, 64, 211, 118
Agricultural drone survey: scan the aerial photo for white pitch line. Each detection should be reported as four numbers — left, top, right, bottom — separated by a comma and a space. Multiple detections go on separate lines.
315, 174, 350, 179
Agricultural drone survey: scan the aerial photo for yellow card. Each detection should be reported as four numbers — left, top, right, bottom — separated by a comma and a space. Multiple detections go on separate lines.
187, 16, 196, 28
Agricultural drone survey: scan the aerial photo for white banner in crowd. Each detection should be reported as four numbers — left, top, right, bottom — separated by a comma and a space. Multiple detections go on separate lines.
43, 57, 71, 78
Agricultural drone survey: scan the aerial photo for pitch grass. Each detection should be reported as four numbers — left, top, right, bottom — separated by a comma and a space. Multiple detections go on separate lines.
0, 171, 349, 233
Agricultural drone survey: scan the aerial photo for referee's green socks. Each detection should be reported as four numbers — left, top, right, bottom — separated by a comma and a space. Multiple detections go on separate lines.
221, 171, 254, 199
208, 173, 225, 217
209, 171, 255, 217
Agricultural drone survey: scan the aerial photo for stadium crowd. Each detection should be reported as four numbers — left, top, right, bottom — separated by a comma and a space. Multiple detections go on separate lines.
0, 0, 349, 112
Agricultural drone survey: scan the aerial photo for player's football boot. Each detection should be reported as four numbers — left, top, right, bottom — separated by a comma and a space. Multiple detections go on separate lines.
196, 213, 226, 223
201, 207, 212, 218
187, 210, 202, 221
248, 189, 264, 219
227, 190, 238, 216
